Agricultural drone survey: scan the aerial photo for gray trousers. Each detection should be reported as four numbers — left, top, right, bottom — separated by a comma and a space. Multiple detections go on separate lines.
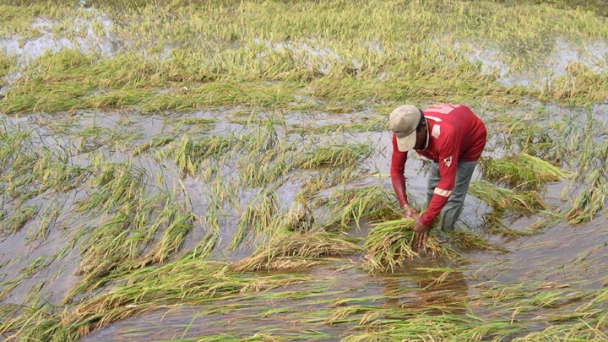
426, 161, 477, 232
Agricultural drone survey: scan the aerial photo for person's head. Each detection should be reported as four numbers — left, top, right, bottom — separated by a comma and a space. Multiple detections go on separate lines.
388, 105, 427, 151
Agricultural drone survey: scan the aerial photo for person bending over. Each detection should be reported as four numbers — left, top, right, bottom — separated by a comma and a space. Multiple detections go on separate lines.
389, 104, 487, 247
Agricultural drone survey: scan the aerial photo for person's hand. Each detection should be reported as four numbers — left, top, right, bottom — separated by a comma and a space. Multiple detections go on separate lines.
401, 203, 418, 218
412, 214, 430, 248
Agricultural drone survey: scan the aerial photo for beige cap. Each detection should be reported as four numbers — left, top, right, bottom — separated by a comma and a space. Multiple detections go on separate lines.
388, 105, 422, 152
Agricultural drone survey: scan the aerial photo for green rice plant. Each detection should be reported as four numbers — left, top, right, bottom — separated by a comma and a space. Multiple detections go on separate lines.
565, 169, 607, 224
479, 153, 569, 190
162, 134, 239, 177
139, 206, 195, 265
26, 199, 62, 244
1, 256, 307, 341
132, 136, 175, 156
450, 230, 506, 252
170, 117, 217, 135
0, 205, 39, 236
0, 53, 16, 87
74, 161, 146, 214
238, 119, 284, 154
237, 156, 292, 188
20, 256, 49, 279
342, 307, 526, 341
322, 186, 398, 231
492, 116, 561, 162
363, 219, 462, 273
230, 231, 360, 272
286, 117, 386, 135
74, 212, 134, 277
550, 62, 608, 103
85, 88, 152, 110
189, 229, 221, 260
0, 279, 23, 302
235, 122, 295, 187
468, 180, 545, 214
31, 149, 89, 194
228, 191, 281, 250
296, 164, 365, 204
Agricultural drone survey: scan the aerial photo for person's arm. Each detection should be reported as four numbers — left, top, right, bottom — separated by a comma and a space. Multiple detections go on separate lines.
389, 134, 417, 217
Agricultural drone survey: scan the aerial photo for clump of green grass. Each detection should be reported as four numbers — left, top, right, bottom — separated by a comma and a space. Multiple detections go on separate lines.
363, 219, 462, 273
479, 153, 569, 190
230, 231, 361, 272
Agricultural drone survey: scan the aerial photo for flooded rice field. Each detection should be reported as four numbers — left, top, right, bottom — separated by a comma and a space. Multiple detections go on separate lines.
1, 0, 608, 340
1, 103, 607, 340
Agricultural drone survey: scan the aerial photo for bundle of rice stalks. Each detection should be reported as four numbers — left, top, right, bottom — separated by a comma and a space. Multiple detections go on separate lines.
479, 153, 569, 190
468, 180, 545, 214
230, 232, 361, 272
363, 219, 461, 273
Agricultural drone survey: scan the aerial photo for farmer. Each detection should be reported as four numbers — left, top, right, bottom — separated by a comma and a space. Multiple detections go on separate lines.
389, 104, 487, 247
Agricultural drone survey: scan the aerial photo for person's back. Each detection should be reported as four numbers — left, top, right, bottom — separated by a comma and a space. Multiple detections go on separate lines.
415, 104, 486, 163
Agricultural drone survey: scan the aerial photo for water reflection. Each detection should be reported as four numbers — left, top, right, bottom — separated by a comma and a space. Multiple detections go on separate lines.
381, 266, 468, 316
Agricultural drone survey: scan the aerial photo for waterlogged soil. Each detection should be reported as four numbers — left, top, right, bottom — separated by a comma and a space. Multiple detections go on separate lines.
0, 102, 607, 340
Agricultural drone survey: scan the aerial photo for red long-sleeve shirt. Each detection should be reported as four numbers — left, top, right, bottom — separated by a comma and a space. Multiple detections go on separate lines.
390, 104, 487, 227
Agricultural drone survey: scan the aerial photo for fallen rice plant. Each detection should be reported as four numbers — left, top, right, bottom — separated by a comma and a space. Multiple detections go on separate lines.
322, 186, 398, 231
162, 134, 239, 177
293, 143, 373, 170
230, 231, 361, 272
468, 180, 545, 214
479, 153, 569, 190
228, 190, 281, 250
